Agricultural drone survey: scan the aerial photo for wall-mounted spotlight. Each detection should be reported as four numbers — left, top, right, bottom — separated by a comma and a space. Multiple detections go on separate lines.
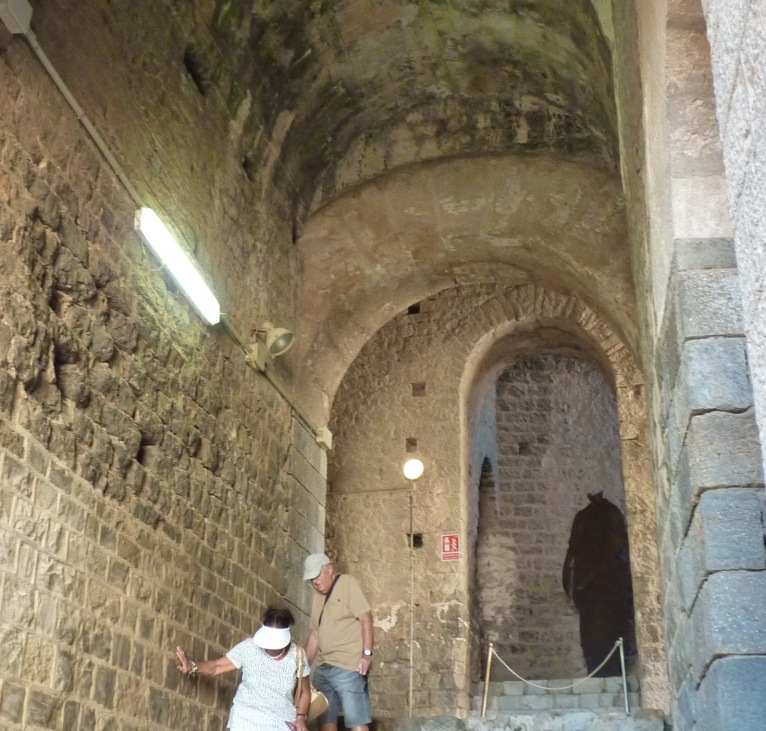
259, 322, 295, 357
246, 322, 295, 372
134, 208, 221, 325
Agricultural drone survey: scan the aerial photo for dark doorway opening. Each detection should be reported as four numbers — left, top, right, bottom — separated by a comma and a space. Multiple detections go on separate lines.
563, 492, 637, 676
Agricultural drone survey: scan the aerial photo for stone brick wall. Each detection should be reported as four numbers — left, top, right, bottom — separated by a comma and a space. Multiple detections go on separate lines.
0, 27, 324, 731
327, 282, 667, 718
478, 355, 627, 680
611, 1, 766, 726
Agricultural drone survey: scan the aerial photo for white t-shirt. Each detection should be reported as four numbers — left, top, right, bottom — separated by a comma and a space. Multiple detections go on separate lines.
226, 640, 309, 731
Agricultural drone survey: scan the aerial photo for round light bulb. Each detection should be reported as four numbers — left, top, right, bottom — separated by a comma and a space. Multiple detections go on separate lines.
403, 459, 424, 480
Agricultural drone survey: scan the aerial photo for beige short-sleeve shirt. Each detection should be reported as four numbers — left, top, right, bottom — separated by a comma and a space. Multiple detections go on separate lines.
310, 574, 371, 671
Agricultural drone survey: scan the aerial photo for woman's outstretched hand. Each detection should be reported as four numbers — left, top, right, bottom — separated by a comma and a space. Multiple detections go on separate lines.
176, 646, 192, 673
286, 718, 309, 731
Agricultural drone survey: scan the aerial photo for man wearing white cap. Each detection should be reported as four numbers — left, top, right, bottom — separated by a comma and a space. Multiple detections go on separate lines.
304, 553, 374, 731
176, 606, 311, 731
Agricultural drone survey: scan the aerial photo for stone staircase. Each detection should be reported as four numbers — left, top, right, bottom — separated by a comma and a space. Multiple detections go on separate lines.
472, 677, 641, 715
385, 676, 666, 731
393, 712, 666, 731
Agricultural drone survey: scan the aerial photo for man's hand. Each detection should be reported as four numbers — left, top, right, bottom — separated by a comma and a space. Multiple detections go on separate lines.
356, 654, 372, 675
358, 611, 374, 675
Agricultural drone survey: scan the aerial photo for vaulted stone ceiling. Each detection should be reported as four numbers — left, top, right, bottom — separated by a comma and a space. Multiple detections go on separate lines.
209, 0, 618, 215
234, 0, 629, 417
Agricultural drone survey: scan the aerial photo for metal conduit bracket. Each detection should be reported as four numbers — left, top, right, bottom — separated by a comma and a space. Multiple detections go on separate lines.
0, 0, 32, 34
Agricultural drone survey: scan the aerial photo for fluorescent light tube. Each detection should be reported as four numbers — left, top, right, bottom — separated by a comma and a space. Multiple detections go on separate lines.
134, 208, 221, 325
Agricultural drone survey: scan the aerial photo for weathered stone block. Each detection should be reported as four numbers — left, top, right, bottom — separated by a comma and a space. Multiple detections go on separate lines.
679, 337, 752, 414
293, 418, 327, 478
288, 507, 324, 553
678, 487, 766, 611
698, 656, 766, 731
58, 217, 88, 266
494, 695, 521, 711
26, 688, 60, 728
502, 681, 524, 696
671, 176, 735, 242
578, 693, 601, 709
519, 694, 553, 710
676, 269, 743, 339
290, 448, 326, 503
554, 694, 579, 709
692, 571, 766, 681
697, 488, 766, 570
675, 238, 737, 271
0, 681, 26, 723
686, 410, 764, 490
573, 678, 605, 695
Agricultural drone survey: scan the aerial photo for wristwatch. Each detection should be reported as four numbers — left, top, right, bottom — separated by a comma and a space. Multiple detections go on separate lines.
363, 649, 372, 656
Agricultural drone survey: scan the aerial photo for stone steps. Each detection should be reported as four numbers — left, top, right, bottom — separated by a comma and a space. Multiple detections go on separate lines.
392, 711, 666, 731
471, 677, 640, 715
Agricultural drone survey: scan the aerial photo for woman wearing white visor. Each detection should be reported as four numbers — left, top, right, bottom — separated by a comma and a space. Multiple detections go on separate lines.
176, 607, 310, 731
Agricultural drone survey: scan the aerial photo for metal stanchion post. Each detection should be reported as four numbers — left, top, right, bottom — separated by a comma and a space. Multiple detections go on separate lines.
408, 488, 414, 718
618, 637, 629, 714
481, 643, 494, 718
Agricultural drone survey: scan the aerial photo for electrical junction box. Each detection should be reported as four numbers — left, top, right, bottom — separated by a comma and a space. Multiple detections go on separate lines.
0, 0, 32, 34
315, 426, 333, 451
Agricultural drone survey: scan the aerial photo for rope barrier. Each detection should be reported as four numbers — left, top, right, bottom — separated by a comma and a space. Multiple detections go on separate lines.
490, 641, 620, 691
481, 638, 630, 716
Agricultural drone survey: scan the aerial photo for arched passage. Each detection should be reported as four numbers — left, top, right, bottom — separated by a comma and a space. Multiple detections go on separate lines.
326, 282, 669, 719
474, 353, 637, 681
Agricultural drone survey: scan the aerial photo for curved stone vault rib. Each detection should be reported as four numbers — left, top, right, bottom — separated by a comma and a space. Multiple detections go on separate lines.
292, 153, 634, 422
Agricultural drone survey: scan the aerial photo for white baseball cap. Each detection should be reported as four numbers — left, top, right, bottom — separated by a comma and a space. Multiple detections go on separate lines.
253, 625, 291, 650
303, 553, 331, 581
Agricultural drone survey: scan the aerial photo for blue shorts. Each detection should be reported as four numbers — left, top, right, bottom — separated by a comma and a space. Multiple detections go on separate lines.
312, 664, 371, 727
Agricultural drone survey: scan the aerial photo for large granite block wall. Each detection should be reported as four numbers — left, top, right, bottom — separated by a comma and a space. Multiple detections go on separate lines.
612, 1, 766, 727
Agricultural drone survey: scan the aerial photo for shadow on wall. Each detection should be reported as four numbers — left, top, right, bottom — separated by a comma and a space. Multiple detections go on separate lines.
562, 492, 637, 676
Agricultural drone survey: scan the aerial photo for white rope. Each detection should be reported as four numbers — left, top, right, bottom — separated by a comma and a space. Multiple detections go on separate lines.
489, 640, 621, 692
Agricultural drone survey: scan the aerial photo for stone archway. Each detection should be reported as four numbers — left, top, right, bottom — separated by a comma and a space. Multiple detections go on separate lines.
292, 153, 634, 424
474, 354, 636, 682
459, 284, 668, 711
326, 281, 669, 719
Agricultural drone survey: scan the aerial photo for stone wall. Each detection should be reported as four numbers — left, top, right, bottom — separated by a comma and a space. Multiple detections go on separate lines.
703, 0, 766, 481
611, 1, 766, 727
478, 355, 628, 680
466, 377, 498, 683
0, 26, 324, 731
327, 282, 667, 718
